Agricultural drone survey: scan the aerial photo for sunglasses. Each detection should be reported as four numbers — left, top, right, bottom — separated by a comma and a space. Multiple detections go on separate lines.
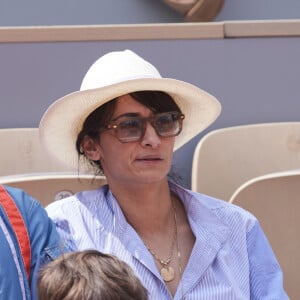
102, 111, 185, 143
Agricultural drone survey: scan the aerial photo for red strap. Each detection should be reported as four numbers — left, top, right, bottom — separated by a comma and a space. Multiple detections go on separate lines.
0, 186, 31, 279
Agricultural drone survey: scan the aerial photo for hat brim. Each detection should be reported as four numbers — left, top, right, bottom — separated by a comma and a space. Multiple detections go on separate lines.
39, 77, 221, 170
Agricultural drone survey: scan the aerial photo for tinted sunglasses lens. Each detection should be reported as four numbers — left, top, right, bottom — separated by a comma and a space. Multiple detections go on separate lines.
117, 118, 143, 142
155, 112, 181, 137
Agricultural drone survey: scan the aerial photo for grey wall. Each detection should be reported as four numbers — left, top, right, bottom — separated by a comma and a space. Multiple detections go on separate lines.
215, 0, 300, 21
1, 37, 299, 188
1, 0, 300, 26
0, 0, 180, 26
1, 0, 299, 188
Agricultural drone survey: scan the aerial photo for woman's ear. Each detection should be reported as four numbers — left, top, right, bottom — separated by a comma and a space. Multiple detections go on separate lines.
81, 136, 101, 161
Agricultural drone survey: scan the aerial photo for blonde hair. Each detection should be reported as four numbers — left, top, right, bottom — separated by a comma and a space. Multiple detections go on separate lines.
37, 250, 148, 300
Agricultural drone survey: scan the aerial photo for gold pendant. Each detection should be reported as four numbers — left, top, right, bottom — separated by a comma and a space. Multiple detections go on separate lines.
160, 266, 175, 282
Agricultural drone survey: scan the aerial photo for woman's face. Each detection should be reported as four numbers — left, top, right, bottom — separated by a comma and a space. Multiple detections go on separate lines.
86, 94, 176, 186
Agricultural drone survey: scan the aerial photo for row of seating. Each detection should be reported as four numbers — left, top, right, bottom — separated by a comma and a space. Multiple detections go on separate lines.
191, 121, 300, 300
0, 122, 299, 298
230, 169, 299, 300
192, 121, 300, 200
0, 128, 107, 206
1, 173, 107, 207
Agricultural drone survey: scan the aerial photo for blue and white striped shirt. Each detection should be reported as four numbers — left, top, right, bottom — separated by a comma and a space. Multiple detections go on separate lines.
46, 182, 288, 299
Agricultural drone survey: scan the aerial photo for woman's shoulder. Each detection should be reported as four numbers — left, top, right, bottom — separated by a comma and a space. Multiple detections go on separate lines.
199, 191, 258, 231
172, 183, 258, 231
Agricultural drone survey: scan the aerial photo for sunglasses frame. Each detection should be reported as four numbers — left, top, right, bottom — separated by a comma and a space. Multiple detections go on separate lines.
101, 111, 185, 143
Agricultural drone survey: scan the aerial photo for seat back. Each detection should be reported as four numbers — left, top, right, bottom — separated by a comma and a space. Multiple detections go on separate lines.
191, 122, 300, 200
0, 174, 107, 207
229, 170, 300, 299
0, 128, 76, 176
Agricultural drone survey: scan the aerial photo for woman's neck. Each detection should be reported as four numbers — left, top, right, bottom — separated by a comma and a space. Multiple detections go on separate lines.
109, 179, 173, 235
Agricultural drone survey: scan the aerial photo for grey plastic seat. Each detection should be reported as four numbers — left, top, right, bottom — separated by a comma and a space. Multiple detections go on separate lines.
230, 170, 300, 300
0, 128, 107, 206
191, 122, 300, 201
0, 128, 76, 176
0, 173, 107, 207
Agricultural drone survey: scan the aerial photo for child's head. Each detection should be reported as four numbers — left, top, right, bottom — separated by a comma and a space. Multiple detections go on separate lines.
37, 250, 148, 300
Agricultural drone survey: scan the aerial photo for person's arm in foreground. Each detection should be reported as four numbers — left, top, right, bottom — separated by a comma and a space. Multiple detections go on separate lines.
5, 186, 67, 300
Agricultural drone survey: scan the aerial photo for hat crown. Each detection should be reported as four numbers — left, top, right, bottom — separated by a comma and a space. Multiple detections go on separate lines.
80, 50, 162, 91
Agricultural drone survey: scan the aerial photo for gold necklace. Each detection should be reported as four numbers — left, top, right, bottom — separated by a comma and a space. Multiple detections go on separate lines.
170, 198, 184, 298
174, 200, 184, 299
144, 199, 177, 282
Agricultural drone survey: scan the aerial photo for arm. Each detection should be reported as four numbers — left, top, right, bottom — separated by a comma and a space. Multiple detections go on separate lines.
5, 187, 68, 299
28, 202, 70, 299
247, 221, 289, 299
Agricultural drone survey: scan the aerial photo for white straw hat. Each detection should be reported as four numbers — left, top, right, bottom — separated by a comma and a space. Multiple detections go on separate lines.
39, 49, 221, 170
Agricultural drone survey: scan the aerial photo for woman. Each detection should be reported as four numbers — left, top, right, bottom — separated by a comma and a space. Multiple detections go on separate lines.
40, 50, 288, 299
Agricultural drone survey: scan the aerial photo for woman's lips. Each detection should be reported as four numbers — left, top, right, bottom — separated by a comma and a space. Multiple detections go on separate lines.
135, 155, 163, 163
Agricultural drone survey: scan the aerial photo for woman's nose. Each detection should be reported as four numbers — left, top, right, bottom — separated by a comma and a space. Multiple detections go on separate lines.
141, 122, 161, 148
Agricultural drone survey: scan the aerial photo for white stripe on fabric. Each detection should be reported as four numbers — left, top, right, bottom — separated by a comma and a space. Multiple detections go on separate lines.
0, 217, 27, 300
